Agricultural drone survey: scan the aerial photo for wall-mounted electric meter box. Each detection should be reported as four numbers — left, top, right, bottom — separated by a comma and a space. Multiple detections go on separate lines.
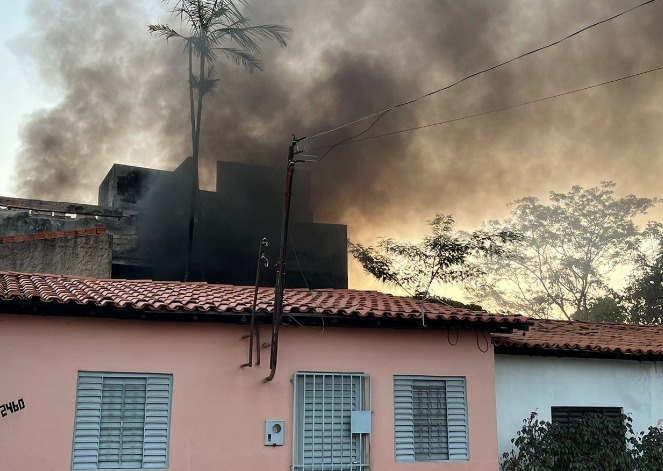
351, 410, 371, 434
265, 419, 285, 446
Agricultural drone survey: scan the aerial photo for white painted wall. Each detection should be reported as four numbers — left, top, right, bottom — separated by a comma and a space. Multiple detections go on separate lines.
495, 355, 663, 456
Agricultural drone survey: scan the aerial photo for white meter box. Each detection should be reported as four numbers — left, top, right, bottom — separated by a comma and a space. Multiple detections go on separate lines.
351, 410, 371, 434
265, 419, 285, 446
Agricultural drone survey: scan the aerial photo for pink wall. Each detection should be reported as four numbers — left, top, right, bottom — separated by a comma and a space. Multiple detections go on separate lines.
0, 313, 498, 471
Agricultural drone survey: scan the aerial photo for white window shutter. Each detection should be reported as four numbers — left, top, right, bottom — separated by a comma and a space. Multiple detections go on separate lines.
142, 376, 172, 469
446, 378, 468, 460
72, 372, 172, 470
394, 378, 416, 462
73, 373, 103, 470
394, 376, 468, 463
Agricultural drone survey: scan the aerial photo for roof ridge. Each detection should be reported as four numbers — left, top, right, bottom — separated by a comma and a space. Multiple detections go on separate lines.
1, 271, 101, 281
530, 318, 663, 329
494, 316, 663, 359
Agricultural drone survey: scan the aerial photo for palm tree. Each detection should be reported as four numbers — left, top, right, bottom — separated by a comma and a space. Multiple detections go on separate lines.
149, 0, 290, 280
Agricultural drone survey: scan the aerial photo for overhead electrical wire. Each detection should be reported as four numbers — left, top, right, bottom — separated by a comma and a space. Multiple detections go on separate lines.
304, 64, 663, 153
271, 0, 658, 335
301, 0, 657, 161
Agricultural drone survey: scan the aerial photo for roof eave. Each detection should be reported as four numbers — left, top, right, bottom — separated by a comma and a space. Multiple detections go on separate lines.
0, 299, 528, 332
494, 344, 663, 362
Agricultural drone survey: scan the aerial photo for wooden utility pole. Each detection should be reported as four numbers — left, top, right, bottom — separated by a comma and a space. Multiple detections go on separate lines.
265, 136, 304, 382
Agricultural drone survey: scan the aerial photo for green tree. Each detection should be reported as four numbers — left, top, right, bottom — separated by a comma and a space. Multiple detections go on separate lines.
149, 0, 290, 279
623, 241, 663, 325
501, 412, 663, 471
501, 412, 634, 471
471, 182, 657, 319
571, 297, 627, 323
349, 213, 520, 304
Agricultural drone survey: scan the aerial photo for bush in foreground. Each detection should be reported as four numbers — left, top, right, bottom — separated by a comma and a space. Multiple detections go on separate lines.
500, 412, 663, 471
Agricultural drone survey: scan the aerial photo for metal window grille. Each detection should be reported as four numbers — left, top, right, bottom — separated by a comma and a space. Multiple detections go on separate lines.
72, 372, 173, 470
551, 406, 623, 426
394, 376, 468, 462
293, 372, 371, 471
99, 377, 147, 468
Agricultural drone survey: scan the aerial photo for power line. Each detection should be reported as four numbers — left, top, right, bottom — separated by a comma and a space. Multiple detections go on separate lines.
309, 110, 391, 163
301, 0, 657, 151
289, 235, 310, 290
305, 64, 663, 152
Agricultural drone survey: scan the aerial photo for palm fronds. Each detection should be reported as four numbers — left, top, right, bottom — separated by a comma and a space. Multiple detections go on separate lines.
148, 1, 290, 281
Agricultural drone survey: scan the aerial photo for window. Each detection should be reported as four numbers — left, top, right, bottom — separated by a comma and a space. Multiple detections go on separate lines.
72, 372, 173, 470
551, 406, 623, 426
394, 376, 468, 462
293, 372, 371, 471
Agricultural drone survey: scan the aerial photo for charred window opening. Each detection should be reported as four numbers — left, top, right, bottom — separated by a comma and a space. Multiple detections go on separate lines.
116, 171, 145, 204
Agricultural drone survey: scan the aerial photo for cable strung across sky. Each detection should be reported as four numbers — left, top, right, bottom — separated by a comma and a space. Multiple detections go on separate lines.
301, 0, 657, 161
306, 64, 663, 153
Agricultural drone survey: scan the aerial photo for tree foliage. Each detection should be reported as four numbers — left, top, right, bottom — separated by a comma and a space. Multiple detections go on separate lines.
149, 0, 289, 166
349, 213, 521, 300
571, 297, 627, 323
623, 241, 663, 325
471, 182, 657, 319
501, 412, 663, 471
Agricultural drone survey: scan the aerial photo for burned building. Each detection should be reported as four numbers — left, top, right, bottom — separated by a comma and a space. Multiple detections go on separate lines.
0, 159, 348, 289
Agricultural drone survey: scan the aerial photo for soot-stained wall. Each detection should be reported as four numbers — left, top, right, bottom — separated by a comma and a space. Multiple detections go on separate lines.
1, 158, 347, 288
98, 164, 170, 209
137, 158, 348, 288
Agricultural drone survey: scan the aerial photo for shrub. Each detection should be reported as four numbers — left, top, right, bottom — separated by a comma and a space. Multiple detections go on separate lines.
633, 426, 663, 471
500, 412, 663, 471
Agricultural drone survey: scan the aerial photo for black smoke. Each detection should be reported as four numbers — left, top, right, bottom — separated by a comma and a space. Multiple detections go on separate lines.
11, 0, 663, 244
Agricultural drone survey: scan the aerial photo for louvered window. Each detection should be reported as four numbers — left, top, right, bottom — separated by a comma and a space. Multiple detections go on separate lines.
293, 372, 371, 471
551, 406, 623, 426
72, 372, 173, 470
394, 376, 468, 462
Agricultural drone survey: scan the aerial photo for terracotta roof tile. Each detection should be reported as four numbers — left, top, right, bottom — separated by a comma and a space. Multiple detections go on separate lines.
0, 227, 107, 244
0, 271, 528, 327
493, 319, 663, 357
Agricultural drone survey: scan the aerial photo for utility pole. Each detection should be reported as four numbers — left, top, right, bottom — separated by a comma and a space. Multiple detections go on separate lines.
265, 135, 304, 382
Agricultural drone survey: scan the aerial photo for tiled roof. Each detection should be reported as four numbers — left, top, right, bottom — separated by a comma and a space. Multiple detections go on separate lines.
493, 319, 663, 357
0, 227, 107, 244
0, 271, 528, 327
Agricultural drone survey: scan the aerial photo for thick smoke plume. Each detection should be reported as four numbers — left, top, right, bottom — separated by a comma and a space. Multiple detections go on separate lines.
11, 0, 663, 255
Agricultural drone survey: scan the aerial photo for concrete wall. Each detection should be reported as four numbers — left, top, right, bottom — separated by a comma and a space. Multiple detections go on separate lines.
0, 198, 140, 267
0, 313, 501, 471
0, 234, 112, 278
495, 354, 663, 456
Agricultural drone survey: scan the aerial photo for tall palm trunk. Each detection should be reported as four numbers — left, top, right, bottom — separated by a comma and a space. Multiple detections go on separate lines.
194, 35, 206, 167
184, 38, 205, 281
188, 44, 196, 157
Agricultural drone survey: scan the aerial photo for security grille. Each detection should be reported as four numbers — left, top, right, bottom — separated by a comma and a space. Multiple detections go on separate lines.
99, 377, 147, 468
413, 383, 448, 460
551, 406, 623, 426
394, 376, 468, 462
293, 372, 371, 471
72, 372, 172, 470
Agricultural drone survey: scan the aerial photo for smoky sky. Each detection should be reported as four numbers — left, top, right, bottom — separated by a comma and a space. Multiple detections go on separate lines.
10, 0, 663, 251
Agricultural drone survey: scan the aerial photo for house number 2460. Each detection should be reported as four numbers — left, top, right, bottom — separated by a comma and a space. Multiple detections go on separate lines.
0, 398, 25, 417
